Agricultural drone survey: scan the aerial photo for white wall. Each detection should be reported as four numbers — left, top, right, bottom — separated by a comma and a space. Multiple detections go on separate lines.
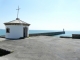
5, 24, 29, 39
5, 25, 23, 39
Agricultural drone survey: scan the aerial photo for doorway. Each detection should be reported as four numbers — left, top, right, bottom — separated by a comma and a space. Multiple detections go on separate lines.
23, 27, 28, 38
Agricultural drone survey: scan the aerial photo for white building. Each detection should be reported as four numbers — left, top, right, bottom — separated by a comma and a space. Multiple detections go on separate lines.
4, 18, 30, 39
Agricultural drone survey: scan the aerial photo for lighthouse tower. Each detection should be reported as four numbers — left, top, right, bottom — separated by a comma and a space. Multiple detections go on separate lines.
4, 6, 30, 39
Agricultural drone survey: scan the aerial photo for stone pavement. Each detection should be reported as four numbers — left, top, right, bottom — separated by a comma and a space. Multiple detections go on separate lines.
0, 36, 80, 60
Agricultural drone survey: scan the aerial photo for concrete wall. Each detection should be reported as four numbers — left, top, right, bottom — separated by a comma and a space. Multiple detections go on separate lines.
72, 34, 80, 39
5, 25, 29, 39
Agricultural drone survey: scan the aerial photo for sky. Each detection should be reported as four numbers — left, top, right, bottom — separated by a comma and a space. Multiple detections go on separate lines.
0, 0, 80, 31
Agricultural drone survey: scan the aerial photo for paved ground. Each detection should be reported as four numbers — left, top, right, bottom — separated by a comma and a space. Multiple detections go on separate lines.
0, 36, 80, 60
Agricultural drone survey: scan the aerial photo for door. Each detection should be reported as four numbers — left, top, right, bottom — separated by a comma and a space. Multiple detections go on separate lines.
23, 27, 28, 37
23, 27, 25, 37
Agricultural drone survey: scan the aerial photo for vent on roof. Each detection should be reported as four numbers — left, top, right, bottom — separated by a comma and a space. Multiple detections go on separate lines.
0, 48, 12, 56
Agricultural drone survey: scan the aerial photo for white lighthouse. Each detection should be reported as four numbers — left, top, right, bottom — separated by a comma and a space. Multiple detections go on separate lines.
4, 6, 30, 39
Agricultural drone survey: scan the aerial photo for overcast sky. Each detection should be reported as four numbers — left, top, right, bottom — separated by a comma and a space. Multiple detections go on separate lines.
0, 0, 80, 31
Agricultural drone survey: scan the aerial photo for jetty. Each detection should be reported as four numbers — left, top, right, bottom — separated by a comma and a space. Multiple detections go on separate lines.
29, 31, 65, 37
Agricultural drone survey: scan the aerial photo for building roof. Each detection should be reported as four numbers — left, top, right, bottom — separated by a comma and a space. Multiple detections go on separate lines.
4, 18, 30, 26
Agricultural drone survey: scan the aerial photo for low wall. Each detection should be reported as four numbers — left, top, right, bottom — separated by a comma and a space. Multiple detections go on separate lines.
72, 34, 80, 39
60, 36, 72, 38
29, 31, 65, 37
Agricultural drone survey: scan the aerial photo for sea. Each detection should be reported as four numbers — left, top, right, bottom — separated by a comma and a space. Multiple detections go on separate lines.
0, 29, 80, 37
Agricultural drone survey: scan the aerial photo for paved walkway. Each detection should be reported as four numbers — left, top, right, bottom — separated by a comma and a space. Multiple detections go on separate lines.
0, 36, 80, 60
0, 38, 6, 41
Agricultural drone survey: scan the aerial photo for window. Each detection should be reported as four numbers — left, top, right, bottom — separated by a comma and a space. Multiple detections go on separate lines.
6, 28, 10, 33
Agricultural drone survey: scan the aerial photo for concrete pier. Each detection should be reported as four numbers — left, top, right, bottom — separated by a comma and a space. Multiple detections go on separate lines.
0, 36, 80, 60
29, 31, 65, 37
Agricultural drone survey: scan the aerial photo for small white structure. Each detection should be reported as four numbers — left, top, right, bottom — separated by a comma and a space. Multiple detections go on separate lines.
4, 6, 30, 39
4, 18, 30, 39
